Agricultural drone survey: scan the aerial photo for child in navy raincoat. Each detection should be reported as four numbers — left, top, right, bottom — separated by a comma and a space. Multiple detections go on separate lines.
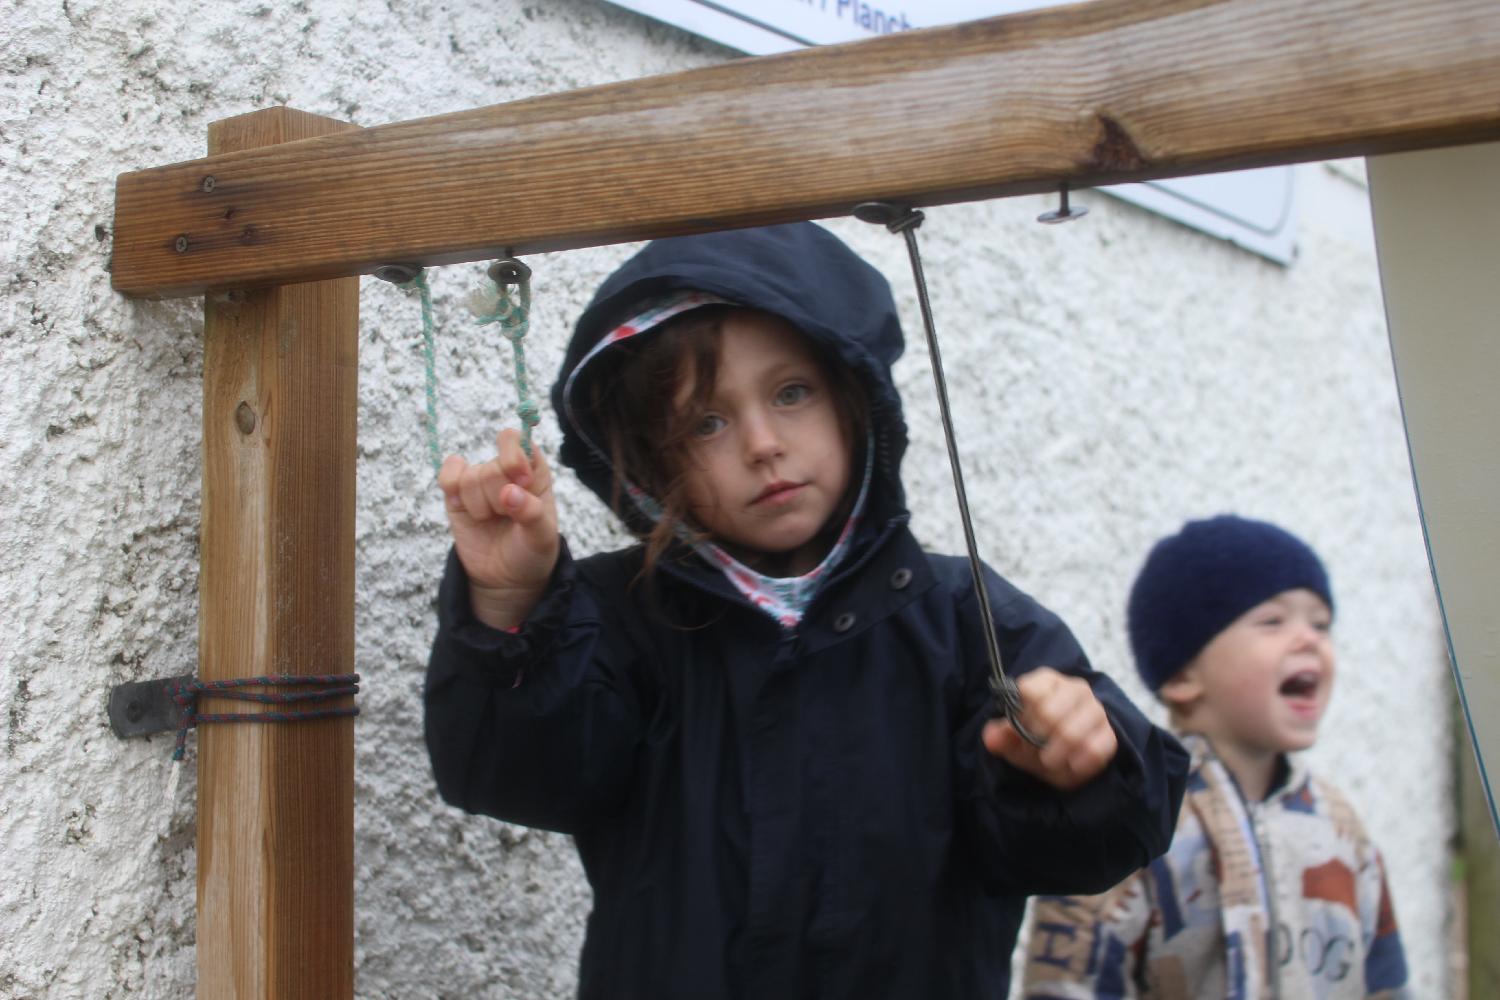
425, 222, 1188, 999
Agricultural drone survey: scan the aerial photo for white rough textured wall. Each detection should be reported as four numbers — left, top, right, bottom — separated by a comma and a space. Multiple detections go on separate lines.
0, 1, 1453, 997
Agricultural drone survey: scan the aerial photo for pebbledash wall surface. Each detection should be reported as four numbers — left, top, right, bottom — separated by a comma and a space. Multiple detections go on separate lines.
0, 0, 1455, 997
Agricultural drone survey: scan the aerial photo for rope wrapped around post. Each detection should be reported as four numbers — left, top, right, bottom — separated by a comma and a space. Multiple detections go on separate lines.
169, 673, 361, 762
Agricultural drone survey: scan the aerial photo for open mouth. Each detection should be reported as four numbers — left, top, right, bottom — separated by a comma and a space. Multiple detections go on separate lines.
1279, 671, 1321, 699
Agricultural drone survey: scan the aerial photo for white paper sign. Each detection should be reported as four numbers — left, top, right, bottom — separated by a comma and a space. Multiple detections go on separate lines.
602, 0, 1298, 263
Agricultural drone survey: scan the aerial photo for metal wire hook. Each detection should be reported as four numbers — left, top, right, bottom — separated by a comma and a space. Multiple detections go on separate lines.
853, 202, 1044, 747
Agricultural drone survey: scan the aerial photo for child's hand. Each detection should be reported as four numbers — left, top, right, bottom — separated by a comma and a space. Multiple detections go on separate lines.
438, 428, 560, 630
981, 667, 1118, 791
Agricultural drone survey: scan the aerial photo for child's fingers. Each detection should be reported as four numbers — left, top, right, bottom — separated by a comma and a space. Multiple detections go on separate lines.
982, 717, 1023, 758
492, 428, 556, 503
436, 452, 497, 520
495, 428, 535, 490
1066, 723, 1119, 783
524, 441, 555, 498
438, 454, 466, 496
1033, 711, 1114, 788
983, 717, 1050, 775
492, 480, 550, 544
1012, 668, 1090, 739
985, 669, 1118, 789
458, 459, 500, 521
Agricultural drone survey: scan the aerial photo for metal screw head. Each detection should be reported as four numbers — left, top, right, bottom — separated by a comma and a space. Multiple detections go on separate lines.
372, 263, 421, 284
174, 235, 190, 253
1037, 204, 1089, 224
488, 257, 531, 285
125, 700, 144, 724
201, 175, 216, 193
1038, 183, 1089, 224
853, 201, 903, 225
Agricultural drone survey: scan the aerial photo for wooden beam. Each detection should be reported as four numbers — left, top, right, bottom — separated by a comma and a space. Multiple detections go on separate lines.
112, 0, 1500, 298
198, 107, 358, 998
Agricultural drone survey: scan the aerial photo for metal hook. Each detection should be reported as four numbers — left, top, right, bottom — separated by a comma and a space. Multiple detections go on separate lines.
488, 256, 531, 286
852, 201, 923, 233
853, 201, 1044, 747
1037, 182, 1088, 224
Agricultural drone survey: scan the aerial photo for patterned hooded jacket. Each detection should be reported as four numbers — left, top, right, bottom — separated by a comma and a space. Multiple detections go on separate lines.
1022, 734, 1410, 999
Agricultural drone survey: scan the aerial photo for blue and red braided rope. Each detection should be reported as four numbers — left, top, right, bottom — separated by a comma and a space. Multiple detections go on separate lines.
169, 674, 361, 761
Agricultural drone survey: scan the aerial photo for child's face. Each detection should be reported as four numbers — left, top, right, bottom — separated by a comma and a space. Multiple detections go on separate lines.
676, 311, 851, 576
1167, 588, 1335, 756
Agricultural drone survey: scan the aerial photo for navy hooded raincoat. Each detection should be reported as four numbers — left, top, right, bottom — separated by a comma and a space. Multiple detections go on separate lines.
425, 223, 1188, 999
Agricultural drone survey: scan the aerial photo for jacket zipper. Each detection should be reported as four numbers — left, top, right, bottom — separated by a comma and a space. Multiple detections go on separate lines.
1208, 742, 1284, 1000
1246, 801, 1282, 1000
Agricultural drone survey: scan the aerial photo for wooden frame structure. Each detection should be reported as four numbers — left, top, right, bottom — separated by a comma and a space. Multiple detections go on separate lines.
107, 0, 1500, 993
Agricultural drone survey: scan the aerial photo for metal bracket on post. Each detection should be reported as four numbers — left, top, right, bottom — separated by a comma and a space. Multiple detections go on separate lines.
108, 675, 193, 738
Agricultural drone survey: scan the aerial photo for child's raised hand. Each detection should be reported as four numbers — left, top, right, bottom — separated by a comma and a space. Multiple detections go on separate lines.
438, 428, 560, 630
981, 667, 1118, 791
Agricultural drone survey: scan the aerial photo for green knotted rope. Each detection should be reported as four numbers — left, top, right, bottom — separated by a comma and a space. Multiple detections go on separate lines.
399, 270, 444, 476
398, 262, 539, 477
467, 269, 539, 458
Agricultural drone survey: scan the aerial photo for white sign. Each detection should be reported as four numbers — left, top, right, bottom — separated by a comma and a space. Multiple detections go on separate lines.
602, 0, 1298, 263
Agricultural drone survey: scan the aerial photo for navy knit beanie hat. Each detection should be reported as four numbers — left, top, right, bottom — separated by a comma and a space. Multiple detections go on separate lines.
1127, 515, 1334, 691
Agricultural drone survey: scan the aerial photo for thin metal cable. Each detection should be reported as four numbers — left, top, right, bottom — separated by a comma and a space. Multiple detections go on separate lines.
857, 203, 1042, 746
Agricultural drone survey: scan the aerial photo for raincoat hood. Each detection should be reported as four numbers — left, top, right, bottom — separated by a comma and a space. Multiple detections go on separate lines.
549, 222, 910, 531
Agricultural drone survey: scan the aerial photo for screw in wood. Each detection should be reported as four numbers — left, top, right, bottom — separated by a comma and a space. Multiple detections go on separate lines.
174, 235, 190, 253
201, 176, 216, 193
372, 263, 421, 284
853, 201, 923, 233
1038, 183, 1089, 224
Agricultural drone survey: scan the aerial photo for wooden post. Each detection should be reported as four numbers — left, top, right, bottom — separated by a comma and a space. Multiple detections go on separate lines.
198, 107, 358, 998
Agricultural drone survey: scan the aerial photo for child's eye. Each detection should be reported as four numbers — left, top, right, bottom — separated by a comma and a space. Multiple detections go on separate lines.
1256, 615, 1284, 629
774, 383, 810, 406
694, 414, 726, 438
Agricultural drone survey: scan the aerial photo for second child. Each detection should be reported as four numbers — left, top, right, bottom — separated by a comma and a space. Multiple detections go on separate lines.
1022, 515, 1410, 999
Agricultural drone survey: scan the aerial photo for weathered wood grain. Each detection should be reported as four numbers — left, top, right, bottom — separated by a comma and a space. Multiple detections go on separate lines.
113, 0, 1500, 297
197, 107, 358, 1000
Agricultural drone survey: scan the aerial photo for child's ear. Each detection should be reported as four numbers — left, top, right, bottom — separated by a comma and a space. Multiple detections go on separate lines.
1158, 666, 1203, 712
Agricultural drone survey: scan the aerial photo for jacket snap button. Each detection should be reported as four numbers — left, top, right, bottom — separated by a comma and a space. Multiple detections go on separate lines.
833, 612, 857, 633
889, 567, 912, 590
